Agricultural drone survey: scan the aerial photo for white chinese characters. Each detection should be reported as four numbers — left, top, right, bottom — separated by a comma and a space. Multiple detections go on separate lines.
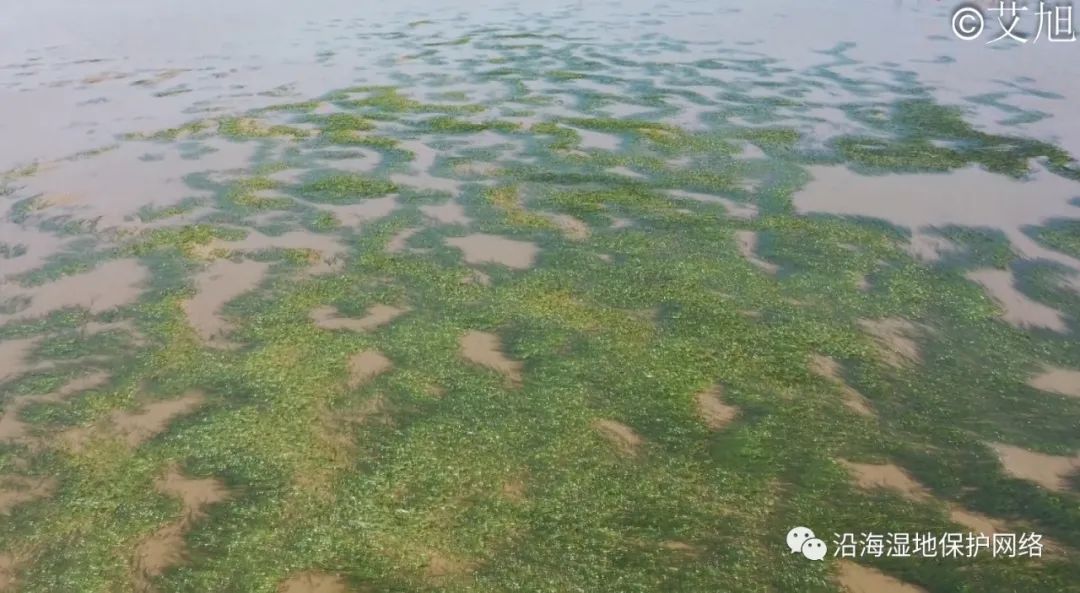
832, 532, 1044, 559
952, 2, 1077, 42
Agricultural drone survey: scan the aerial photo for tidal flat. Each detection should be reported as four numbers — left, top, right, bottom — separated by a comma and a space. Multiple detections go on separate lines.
1, 1, 1079, 592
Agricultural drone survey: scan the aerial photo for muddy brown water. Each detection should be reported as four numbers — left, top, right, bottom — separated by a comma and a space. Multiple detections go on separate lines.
796, 165, 1080, 273
0, 259, 147, 325
694, 384, 738, 430
134, 465, 229, 592
278, 572, 350, 593
110, 392, 208, 448
459, 330, 523, 385
419, 200, 472, 225
346, 350, 393, 389
593, 418, 645, 458
734, 231, 779, 275
808, 355, 875, 418
0, 475, 56, 515
0, 337, 43, 384
182, 259, 270, 347
840, 460, 931, 502
0, 370, 110, 444
1028, 366, 1080, 398
991, 442, 1080, 492
445, 234, 539, 270
311, 304, 409, 333
965, 269, 1069, 332
857, 318, 927, 368
837, 561, 927, 593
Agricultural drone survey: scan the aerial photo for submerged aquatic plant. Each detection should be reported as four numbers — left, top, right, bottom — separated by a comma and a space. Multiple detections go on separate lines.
0, 22, 1078, 593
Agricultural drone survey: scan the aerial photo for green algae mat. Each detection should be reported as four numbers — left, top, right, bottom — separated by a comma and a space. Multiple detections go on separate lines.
1, 22, 1080, 593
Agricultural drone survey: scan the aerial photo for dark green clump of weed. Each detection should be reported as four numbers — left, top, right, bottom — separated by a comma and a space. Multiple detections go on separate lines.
128, 119, 213, 141
531, 122, 581, 150
833, 99, 1080, 178
0, 242, 28, 258
307, 211, 340, 232
563, 117, 675, 133
223, 177, 293, 210
421, 116, 519, 134
309, 113, 377, 132
11, 242, 101, 287
336, 86, 485, 115
1027, 218, 1080, 260
319, 129, 408, 154
833, 136, 964, 172
136, 198, 202, 223
545, 70, 587, 81
218, 118, 310, 140
255, 100, 322, 113
125, 224, 248, 256
482, 185, 557, 229
735, 127, 802, 156
297, 173, 398, 202
931, 226, 1016, 269
423, 35, 472, 47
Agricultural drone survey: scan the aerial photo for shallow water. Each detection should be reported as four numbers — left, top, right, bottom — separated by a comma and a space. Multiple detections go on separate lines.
2, 1, 1080, 592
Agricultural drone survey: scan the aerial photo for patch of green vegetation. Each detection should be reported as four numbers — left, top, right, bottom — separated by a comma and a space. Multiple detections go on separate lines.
8, 197, 44, 224
317, 128, 366, 145
129, 119, 212, 141
433, 91, 470, 102
124, 224, 248, 257
3, 162, 40, 178
545, 70, 587, 81
3, 31, 1080, 593
421, 116, 519, 134
66, 145, 120, 161
542, 185, 675, 219
307, 211, 340, 232
494, 32, 545, 39
336, 86, 484, 115
297, 173, 398, 202
423, 35, 472, 47
319, 129, 410, 156
932, 226, 1016, 269
482, 185, 556, 229
218, 118, 310, 140
224, 177, 293, 210
154, 87, 191, 98
0, 242, 28, 259
834, 99, 1080, 179
832, 137, 964, 173
735, 127, 802, 155
253, 161, 292, 176
256, 101, 322, 113
531, 122, 581, 150
563, 117, 675, 133
136, 198, 202, 223
1028, 218, 1080, 260
308, 112, 377, 132
11, 243, 101, 286
479, 66, 515, 78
